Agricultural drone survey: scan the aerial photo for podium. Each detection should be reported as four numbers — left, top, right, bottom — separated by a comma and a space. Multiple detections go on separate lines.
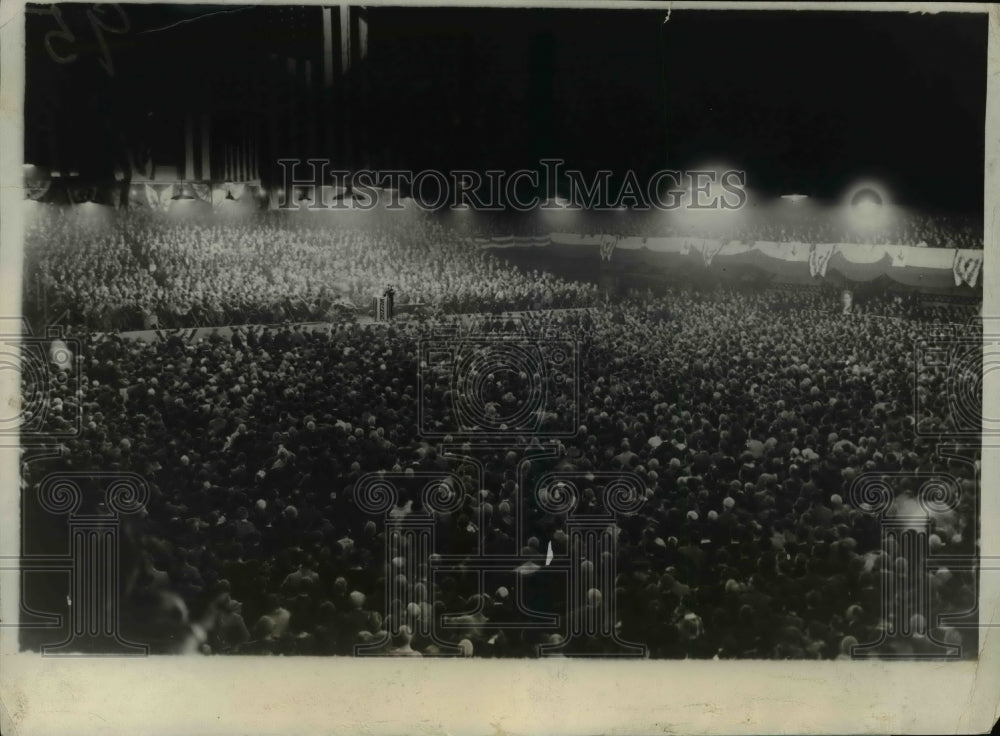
597, 269, 620, 299
372, 288, 395, 322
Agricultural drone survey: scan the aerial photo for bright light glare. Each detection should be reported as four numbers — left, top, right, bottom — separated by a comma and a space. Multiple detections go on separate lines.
850, 187, 883, 210
844, 182, 891, 231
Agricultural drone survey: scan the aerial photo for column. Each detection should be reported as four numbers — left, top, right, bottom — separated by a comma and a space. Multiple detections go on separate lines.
851, 520, 958, 659
287, 58, 298, 161
42, 517, 146, 656
184, 113, 194, 181
538, 518, 643, 657
200, 114, 211, 181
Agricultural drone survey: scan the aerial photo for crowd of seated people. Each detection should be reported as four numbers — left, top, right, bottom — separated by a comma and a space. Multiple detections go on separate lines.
25, 206, 983, 333
469, 208, 985, 249
22, 281, 981, 659
24, 208, 602, 331
733, 212, 983, 249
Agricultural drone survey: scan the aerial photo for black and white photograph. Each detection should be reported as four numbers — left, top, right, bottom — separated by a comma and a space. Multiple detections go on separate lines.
2, 1, 998, 734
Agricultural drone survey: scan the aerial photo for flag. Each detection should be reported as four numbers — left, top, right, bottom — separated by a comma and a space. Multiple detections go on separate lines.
700, 240, 725, 266
599, 233, 619, 262
808, 243, 836, 278
212, 187, 227, 209
24, 180, 50, 202
159, 185, 174, 210
145, 184, 172, 210
952, 249, 983, 287
190, 182, 211, 202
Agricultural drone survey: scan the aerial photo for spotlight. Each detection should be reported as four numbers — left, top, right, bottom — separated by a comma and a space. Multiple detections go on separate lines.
844, 181, 891, 231
850, 187, 882, 210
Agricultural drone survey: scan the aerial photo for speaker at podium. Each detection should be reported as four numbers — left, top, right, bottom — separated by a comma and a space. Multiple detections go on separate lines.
373, 287, 395, 321
841, 289, 853, 314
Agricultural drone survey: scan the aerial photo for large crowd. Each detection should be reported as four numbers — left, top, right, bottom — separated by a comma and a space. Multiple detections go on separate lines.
22, 209, 982, 658
24, 208, 601, 331
24, 204, 984, 333
471, 208, 985, 249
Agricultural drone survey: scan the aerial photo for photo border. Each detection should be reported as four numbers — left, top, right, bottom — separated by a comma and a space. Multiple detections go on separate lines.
1, 2, 997, 734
